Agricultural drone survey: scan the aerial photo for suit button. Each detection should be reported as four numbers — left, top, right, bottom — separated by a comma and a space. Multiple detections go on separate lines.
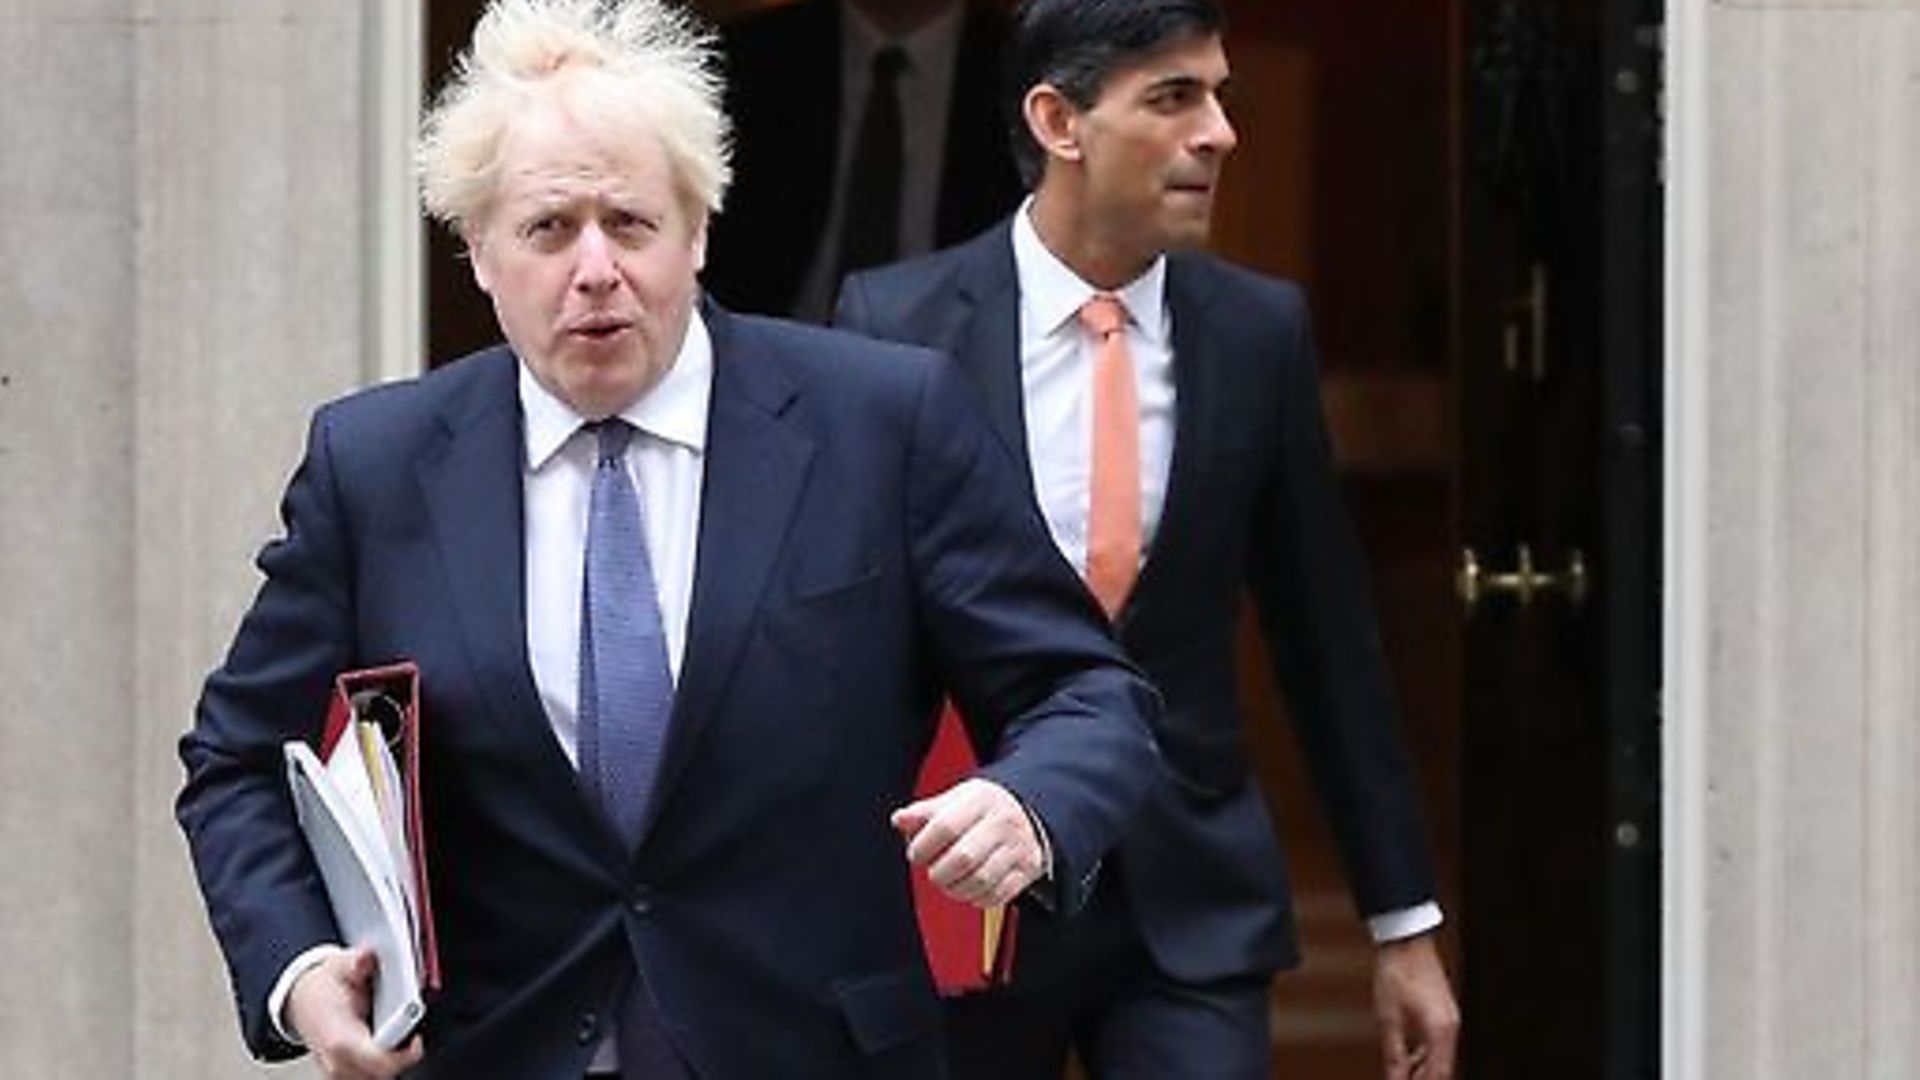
576, 1011, 598, 1045
630, 886, 652, 915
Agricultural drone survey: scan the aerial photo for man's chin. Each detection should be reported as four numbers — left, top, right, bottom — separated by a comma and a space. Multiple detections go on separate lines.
1150, 200, 1217, 250
552, 362, 653, 420
1158, 218, 1215, 253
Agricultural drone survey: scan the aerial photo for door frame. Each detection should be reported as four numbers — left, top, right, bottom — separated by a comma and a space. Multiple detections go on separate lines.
1596, 2, 1664, 1075
1661, 0, 1712, 1076
365, 0, 425, 384
370, 2, 1689, 1071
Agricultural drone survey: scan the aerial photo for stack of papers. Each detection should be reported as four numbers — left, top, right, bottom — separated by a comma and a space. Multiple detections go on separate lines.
285, 666, 434, 1048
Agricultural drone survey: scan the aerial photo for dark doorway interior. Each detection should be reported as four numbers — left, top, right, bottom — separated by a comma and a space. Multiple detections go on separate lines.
418, 2, 1663, 1076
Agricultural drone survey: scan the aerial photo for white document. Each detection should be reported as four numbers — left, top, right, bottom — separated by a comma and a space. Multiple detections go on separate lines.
286, 737, 426, 1049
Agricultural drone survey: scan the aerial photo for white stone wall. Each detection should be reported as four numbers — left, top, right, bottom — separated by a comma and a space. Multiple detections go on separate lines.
0, 1, 412, 1074
0, 2, 140, 1072
1668, 1, 1920, 1077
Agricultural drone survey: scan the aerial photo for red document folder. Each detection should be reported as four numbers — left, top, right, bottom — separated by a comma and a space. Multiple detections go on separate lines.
910, 702, 1019, 995
317, 662, 441, 992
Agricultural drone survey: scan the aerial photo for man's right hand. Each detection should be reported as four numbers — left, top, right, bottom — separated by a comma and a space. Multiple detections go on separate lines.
286, 947, 424, 1079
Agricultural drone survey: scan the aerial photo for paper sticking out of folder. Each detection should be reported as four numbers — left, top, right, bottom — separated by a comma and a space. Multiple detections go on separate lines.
285, 662, 436, 1049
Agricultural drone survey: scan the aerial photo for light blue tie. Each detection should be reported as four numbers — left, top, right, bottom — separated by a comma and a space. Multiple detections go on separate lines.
578, 419, 673, 848
579, 421, 688, 1078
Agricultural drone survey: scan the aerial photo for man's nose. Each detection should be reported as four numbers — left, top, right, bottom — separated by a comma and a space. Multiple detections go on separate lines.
1195, 95, 1237, 156
572, 224, 619, 293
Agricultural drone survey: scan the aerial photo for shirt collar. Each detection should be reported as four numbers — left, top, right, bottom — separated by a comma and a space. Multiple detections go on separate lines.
1010, 197, 1169, 348
841, 1, 965, 78
520, 309, 713, 471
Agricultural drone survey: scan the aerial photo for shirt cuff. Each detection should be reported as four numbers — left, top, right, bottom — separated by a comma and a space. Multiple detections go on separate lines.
1367, 901, 1443, 943
1001, 788, 1060, 910
1021, 800, 1055, 881
268, 943, 348, 1047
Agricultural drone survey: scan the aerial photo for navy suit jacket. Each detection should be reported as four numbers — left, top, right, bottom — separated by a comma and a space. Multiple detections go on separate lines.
703, 0, 1024, 317
837, 224, 1438, 981
177, 306, 1159, 1078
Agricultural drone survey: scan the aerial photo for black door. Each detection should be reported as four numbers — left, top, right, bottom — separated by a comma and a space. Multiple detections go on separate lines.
1456, 0, 1661, 1075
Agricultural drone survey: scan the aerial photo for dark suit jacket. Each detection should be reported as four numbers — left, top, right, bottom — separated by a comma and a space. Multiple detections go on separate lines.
177, 305, 1159, 1078
703, 0, 1024, 317
837, 225, 1438, 981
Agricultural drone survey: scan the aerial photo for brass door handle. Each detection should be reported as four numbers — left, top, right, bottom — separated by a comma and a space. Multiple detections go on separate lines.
1457, 544, 1588, 611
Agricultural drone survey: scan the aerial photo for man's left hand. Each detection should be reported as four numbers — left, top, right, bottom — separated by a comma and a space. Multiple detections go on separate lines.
1374, 932, 1460, 1080
891, 778, 1046, 907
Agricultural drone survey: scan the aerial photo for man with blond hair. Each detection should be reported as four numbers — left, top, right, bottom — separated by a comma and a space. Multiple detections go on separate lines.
176, 1, 1158, 1076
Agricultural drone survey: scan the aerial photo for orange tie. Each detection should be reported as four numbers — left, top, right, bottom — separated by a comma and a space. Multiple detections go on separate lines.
1079, 294, 1140, 619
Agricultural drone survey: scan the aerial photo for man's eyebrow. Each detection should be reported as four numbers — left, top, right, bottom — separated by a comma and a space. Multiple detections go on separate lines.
1144, 73, 1202, 91
1140, 71, 1225, 95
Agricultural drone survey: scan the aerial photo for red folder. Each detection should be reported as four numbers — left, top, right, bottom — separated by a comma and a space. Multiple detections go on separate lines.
910, 702, 1019, 995
319, 662, 441, 992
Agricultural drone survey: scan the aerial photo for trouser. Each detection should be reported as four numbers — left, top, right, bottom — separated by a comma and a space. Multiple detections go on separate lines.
944, 873, 1274, 1080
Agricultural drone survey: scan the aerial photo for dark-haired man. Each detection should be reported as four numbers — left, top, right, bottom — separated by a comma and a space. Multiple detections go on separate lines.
837, 1, 1459, 1076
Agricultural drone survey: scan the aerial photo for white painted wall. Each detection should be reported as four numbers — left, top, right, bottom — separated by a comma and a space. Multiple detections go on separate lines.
0, 1, 416, 1074
1667, 1, 1920, 1077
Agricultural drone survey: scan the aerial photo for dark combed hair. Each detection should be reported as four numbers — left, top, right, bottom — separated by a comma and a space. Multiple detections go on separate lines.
1004, 0, 1227, 187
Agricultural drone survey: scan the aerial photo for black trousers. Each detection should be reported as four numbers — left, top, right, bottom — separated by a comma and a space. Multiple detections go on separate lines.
943, 873, 1274, 1080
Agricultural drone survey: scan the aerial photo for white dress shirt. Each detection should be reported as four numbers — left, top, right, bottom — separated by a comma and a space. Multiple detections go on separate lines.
792, 0, 965, 321
1010, 202, 1177, 576
1008, 202, 1442, 945
520, 315, 710, 763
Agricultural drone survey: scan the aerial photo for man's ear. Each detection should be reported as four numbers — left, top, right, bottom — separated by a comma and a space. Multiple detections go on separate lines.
463, 228, 492, 295
691, 212, 709, 273
1023, 83, 1083, 165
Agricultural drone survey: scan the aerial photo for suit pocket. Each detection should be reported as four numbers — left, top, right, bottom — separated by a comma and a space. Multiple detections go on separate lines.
791, 562, 884, 610
832, 966, 941, 1056
768, 563, 885, 689
1195, 438, 1268, 491
1147, 641, 1254, 798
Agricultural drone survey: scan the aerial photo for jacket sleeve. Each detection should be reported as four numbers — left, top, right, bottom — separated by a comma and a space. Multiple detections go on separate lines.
1243, 289, 1438, 914
176, 405, 359, 1062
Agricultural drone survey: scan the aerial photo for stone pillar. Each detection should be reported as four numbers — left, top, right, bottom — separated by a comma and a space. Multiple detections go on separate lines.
0, 1, 140, 1073
0, 0, 415, 1074
1667, 2, 1920, 1077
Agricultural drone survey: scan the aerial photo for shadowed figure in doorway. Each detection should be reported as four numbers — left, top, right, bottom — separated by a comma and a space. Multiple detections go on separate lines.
704, 0, 1024, 321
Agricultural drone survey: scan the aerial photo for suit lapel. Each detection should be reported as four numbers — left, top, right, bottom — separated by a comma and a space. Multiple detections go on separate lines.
1126, 257, 1227, 624
645, 308, 816, 838
949, 230, 1033, 479
416, 352, 594, 816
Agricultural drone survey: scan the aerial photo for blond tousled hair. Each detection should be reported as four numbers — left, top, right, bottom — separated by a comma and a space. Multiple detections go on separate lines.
418, 0, 733, 234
